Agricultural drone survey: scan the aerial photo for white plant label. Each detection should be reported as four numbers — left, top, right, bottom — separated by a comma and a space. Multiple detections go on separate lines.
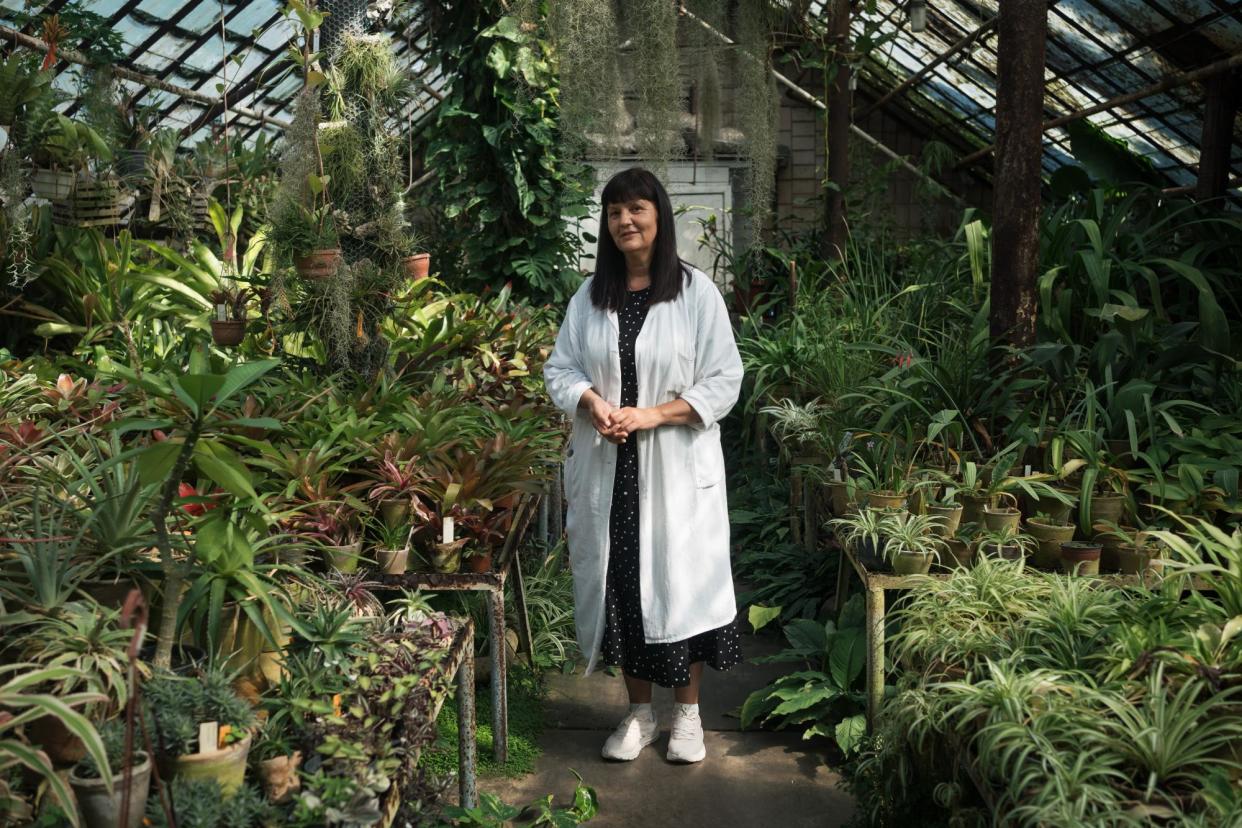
442, 516, 454, 544
199, 721, 220, 754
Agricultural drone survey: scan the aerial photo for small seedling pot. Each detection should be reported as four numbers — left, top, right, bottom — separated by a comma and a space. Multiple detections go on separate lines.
69, 750, 151, 828
866, 490, 906, 511
401, 253, 430, 280
891, 549, 933, 576
1026, 518, 1075, 570
926, 503, 962, 538
377, 547, 408, 575
210, 319, 246, 346
1059, 541, 1102, 576
293, 248, 342, 280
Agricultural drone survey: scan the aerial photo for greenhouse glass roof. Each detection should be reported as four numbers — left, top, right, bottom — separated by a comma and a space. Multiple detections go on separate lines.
0, 1, 1237, 196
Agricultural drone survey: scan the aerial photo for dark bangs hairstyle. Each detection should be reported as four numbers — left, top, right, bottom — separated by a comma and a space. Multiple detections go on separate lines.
589, 167, 691, 312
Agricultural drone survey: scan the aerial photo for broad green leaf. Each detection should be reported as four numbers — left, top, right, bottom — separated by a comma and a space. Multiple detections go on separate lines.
834, 714, 867, 755
135, 441, 182, 486
748, 604, 783, 633
107, 417, 173, 437
193, 441, 261, 506
828, 628, 865, 688
770, 685, 840, 717
212, 358, 280, 412
174, 373, 226, 416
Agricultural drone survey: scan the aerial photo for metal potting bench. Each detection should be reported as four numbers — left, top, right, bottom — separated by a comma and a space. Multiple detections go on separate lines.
378, 617, 478, 824
376, 495, 538, 764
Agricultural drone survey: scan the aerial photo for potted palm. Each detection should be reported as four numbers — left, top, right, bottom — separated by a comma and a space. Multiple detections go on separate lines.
69, 719, 151, 828
883, 512, 944, 576
1026, 513, 1076, 570
143, 670, 255, 795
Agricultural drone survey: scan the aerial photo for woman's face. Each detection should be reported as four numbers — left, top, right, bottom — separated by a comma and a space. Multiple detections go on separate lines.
606, 198, 658, 260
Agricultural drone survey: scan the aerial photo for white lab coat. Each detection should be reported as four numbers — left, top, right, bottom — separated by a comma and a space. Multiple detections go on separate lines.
543, 267, 744, 675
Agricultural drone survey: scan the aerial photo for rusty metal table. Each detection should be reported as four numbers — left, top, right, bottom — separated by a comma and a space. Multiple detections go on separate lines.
379, 618, 478, 825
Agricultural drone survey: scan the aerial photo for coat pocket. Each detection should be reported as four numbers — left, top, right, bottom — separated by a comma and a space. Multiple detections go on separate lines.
691, 430, 724, 488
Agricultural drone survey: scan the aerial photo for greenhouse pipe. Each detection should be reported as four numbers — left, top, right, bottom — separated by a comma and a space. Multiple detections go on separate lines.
677, 3, 964, 205
0, 23, 290, 130
954, 49, 1242, 171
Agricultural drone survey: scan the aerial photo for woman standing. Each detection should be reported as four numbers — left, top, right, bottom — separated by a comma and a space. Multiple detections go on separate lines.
544, 167, 744, 764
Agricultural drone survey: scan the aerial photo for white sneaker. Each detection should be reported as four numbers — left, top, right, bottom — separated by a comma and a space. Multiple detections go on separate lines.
666, 704, 706, 763
601, 709, 659, 761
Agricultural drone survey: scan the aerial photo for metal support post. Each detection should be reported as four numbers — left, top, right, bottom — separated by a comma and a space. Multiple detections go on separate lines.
488, 589, 509, 764
865, 586, 885, 730
457, 641, 477, 808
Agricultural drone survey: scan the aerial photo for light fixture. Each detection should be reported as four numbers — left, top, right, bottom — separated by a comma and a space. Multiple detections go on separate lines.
908, 0, 928, 33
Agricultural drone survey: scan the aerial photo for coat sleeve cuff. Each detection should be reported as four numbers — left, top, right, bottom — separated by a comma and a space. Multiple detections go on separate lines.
679, 389, 713, 431
562, 380, 593, 417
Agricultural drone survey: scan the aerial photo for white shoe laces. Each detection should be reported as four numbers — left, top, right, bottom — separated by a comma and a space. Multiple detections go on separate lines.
671, 711, 701, 742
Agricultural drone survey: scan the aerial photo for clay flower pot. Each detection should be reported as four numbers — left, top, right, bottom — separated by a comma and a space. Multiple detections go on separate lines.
377, 547, 408, 575
939, 538, 975, 570
891, 549, 933, 576
323, 541, 362, 573
293, 248, 342, 280
926, 503, 963, 538
258, 751, 302, 803
166, 732, 251, 795
1060, 541, 1102, 576
69, 750, 151, 828
959, 493, 993, 527
378, 498, 410, 529
465, 548, 493, 574
402, 253, 430, 280
1087, 492, 1127, 526
980, 542, 1025, 570
1115, 543, 1155, 575
866, 490, 906, 511
1026, 518, 1075, 570
210, 319, 246, 346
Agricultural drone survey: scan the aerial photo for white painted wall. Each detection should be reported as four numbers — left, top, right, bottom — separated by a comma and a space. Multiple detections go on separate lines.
573, 161, 740, 288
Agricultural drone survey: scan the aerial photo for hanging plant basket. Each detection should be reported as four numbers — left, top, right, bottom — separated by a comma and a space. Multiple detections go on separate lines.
30, 167, 75, 201
117, 149, 148, 180
294, 248, 343, 280
53, 183, 137, 228
210, 319, 246, 346
191, 192, 212, 232
401, 253, 430, 280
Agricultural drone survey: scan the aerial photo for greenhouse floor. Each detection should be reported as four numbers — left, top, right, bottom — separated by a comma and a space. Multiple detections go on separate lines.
481, 629, 856, 826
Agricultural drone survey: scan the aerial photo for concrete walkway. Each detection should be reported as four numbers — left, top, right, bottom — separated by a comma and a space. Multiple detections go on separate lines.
481, 631, 856, 827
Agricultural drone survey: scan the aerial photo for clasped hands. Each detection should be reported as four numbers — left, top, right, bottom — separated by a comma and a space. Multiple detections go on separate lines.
588, 395, 661, 444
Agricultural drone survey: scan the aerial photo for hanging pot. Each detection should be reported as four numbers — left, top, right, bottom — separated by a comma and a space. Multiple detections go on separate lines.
1059, 541, 1102, 576
926, 503, 963, 538
69, 750, 152, 828
377, 547, 408, 575
30, 167, 75, 201
401, 253, 430, 280
294, 248, 342, 280
210, 319, 246, 346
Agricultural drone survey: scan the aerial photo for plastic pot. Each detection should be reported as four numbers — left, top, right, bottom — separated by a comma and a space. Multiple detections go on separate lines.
1026, 519, 1075, 570
926, 503, 962, 538
69, 750, 151, 828
210, 319, 246, 346
377, 547, 408, 575
891, 549, 933, 576
293, 248, 342, 280
258, 751, 302, 803
166, 732, 251, 795
866, 490, 906, 511
402, 253, 430, 280
1060, 541, 1102, 576
430, 540, 466, 573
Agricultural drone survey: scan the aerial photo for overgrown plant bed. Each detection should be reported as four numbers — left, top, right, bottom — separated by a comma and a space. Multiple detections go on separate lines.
847, 533, 1242, 827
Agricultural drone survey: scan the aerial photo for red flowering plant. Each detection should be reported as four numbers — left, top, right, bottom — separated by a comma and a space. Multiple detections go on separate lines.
33, 374, 124, 425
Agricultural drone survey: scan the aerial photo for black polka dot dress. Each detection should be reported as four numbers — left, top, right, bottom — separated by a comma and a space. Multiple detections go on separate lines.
599, 285, 743, 688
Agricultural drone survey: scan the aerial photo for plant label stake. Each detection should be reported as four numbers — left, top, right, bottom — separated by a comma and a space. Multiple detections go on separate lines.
1024, 464, 1032, 477
215, 303, 228, 322
199, 721, 220, 755
833, 468, 842, 482
443, 516, 455, 544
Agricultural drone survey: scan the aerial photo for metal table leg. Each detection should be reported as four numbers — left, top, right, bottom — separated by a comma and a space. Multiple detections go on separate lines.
457, 644, 477, 807
865, 585, 885, 730
488, 588, 508, 764
832, 549, 852, 615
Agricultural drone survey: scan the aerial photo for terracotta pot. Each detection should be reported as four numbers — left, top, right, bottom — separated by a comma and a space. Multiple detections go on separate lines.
926, 503, 963, 538
940, 538, 975, 570
1088, 492, 1127, 526
959, 493, 993, 527
378, 498, 409, 529
377, 547, 408, 575
258, 751, 302, 803
28, 714, 86, 765
402, 253, 430, 280
323, 541, 362, 573
69, 750, 151, 828
166, 732, 251, 795
980, 542, 1025, 569
210, 319, 246, 346
1026, 519, 1075, 570
1060, 541, 1102, 576
293, 248, 342, 280
465, 549, 493, 574
891, 549, 933, 576
430, 540, 465, 573
867, 490, 906, 511
1116, 544, 1155, 575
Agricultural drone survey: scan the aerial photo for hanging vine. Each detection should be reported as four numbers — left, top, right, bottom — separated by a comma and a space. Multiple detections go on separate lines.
733, 0, 779, 240
617, 0, 683, 176
548, 0, 624, 160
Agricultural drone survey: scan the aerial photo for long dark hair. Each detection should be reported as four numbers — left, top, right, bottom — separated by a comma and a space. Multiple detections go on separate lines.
589, 167, 691, 312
